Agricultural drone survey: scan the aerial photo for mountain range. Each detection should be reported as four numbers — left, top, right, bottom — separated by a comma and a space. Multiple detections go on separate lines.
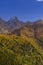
0, 17, 43, 47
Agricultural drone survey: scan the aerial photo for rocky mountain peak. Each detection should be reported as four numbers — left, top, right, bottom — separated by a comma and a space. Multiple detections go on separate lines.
8, 16, 19, 22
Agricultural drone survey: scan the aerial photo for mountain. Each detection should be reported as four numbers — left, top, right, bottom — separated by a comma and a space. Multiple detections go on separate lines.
0, 17, 43, 46
33, 20, 43, 46
0, 17, 43, 65
0, 18, 8, 34
12, 20, 43, 47
0, 17, 24, 34
7, 16, 24, 32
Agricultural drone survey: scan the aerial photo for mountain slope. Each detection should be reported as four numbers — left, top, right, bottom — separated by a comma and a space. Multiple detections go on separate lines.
33, 20, 43, 46
0, 34, 43, 65
12, 20, 43, 47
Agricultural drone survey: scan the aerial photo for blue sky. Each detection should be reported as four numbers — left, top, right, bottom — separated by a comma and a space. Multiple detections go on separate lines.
0, 0, 43, 21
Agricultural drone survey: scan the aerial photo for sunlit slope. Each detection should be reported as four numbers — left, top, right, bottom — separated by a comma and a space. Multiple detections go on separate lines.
0, 34, 41, 50
0, 34, 43, 65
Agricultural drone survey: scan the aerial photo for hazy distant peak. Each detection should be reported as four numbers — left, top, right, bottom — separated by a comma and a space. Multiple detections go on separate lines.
0, 18, 2, 20
26, 21, 32, 23
12, 16, 18, 19
0, 18, 4, 21
8, 16, 19, 22
0, 18, 6, 23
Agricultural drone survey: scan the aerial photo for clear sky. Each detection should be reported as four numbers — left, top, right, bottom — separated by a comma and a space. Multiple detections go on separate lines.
0, 0, 43, 22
